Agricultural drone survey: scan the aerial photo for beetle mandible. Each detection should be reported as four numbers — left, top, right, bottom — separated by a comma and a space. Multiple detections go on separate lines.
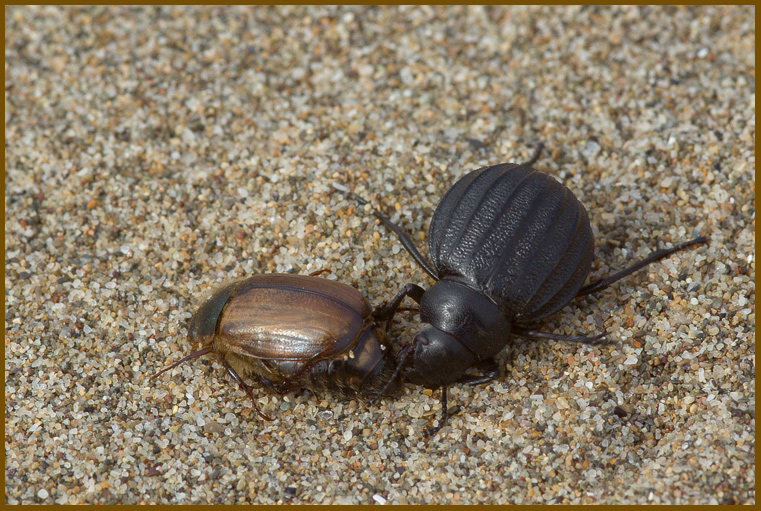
150, 272, 402, 420
348, 146, 707, 436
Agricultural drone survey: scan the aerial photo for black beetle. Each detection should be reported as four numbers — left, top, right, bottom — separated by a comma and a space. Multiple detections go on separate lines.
349, 149, 707, 435
150, 272, 401, 420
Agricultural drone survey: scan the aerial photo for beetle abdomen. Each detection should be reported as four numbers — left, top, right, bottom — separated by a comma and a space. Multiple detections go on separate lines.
216, 274, 372, 361
429, 163, 594, 322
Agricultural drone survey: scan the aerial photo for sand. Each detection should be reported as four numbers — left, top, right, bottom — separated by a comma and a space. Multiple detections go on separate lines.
5, 5, 754, 504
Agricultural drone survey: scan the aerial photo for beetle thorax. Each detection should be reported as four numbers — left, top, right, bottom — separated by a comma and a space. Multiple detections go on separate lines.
420, 278, 512, 361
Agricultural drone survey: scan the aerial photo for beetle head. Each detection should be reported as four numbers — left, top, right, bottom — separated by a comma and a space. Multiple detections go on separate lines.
150, 280, 241, 381
188, 280, 241, 346
403, 326, 475, 387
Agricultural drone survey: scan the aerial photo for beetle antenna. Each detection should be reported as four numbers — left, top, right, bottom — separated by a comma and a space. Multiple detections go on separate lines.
576, 236, 708, 297
512, 327, 618, 347
148, 346, 214, 381
367, 345, 413, 406
336, 188, 440, 280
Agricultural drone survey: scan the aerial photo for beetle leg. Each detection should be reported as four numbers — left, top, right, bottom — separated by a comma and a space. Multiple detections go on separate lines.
247, 370, 292, 396
457, 358, 501, 386
373, 283, 426, 321
267, 379, 299, 395
347, 193, 440, 280
367, 345, 413, 406
576, 236, 708, 298
522, 141, 545, 167
263, 354, 327, 395
423, 386, 449, 437
513, 327, 617, 347
218, 358, 273, 421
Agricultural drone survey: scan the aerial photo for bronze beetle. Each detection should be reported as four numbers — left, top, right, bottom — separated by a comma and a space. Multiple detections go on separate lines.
151, 273, 401, 419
